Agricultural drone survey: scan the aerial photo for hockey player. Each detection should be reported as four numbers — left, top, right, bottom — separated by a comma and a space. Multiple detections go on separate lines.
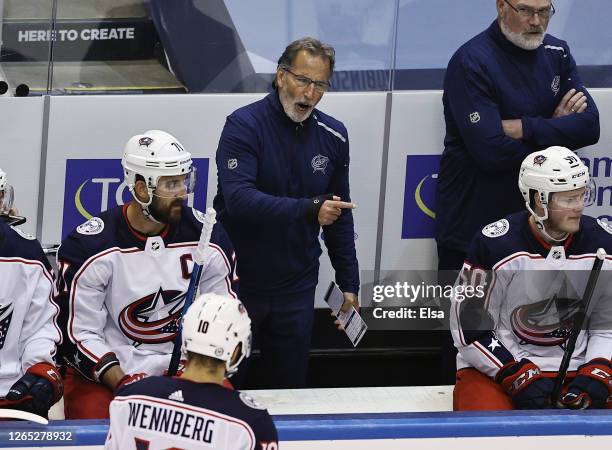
0, 220, 62, 418
451, 146, 612, 410
105, 293, 278, 450
55, 130, 237, 419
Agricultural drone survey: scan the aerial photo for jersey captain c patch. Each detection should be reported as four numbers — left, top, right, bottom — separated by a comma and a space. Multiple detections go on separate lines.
482, 219, 509, 238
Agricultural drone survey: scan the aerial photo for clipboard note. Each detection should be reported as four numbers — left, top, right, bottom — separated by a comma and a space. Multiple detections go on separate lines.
324, 282, 367, 347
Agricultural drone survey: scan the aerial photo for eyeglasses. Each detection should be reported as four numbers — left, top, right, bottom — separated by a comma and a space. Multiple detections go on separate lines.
282, 67, 331, 93
503, 0, 555, 19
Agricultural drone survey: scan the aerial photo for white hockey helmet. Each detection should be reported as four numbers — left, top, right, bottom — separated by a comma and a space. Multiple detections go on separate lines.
182, 293, 252, 376
518, 146, 591, 239
0, 167, 14, 214
121, 130, 195, 221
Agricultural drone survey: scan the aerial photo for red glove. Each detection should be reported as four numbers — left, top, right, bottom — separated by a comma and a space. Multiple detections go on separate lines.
25, 363, 63, 402
115, 373, 147, 391
0, 362, 63, 417
560, 358, 611, 409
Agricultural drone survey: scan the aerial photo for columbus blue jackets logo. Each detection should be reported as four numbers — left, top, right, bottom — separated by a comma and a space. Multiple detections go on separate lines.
533, 155, 547, 166
551, 75, 560, 95
511, 295, 581, 346
139, 137, 154, 146
0, 302, 14, 349
118, 288, 186, 344
311, 154, 330, 174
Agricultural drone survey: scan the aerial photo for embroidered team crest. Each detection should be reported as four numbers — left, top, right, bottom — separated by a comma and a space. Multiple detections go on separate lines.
0, 302, 14, 349
511, 295, 580, 346
139, 136, 153, 146
12, 227, 35, 240
311, 154, 329, 174
482, 219, 509, 238
118, 288, 186, 344
597, 218, 612, 235
77, 217, 104, 235
533, 155, 547, 166
551, 76, 560, 95
469, 112, 480, 123
239, 392, 266, 410
227, 158, 238, 170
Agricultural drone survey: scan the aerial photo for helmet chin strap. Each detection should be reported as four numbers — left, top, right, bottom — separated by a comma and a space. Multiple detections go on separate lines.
130, 186, 163, 224
526, 203, 568, 244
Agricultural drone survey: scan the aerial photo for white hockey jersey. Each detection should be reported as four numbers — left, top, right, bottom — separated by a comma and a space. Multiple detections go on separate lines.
450, 211, 612, 377
105, 376, 278, 450
0, 223, 60, 396
55, 205, 237, 381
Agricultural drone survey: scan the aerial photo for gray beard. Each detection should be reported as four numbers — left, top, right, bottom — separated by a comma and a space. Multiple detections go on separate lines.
278, 89, 312, 123
500, 20, 544, 51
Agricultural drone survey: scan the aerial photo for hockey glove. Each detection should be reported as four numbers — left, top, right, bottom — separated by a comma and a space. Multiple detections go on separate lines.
560, 358, 611, 409
496, 359, 554, 409
116, 373, 147, 391
1, 363, 63, 417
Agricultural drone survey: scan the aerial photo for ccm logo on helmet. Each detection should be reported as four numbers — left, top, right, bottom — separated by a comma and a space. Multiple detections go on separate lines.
572, 171, 586, 179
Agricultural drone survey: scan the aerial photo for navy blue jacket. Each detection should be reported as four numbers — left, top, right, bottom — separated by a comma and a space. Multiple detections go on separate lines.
214, 91, 359, 295
436, 20, 600, 252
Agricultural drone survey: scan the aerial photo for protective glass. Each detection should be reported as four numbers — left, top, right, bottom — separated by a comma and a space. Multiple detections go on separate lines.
154, 168, 197, 198
503, 0, 556, 19
0, 184, 14, 214
549, 184, 594, 210
282, 67, 331, 93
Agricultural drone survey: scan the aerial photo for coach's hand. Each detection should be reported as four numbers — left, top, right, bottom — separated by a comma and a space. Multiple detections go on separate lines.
318, 196, 356, 226
559, 358, 611, 409
333, 292, 359, 330
554, 88, 587, 117
496, 359, 554, 409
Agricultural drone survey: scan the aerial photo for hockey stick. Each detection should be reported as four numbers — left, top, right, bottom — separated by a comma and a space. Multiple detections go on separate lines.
167, 207, 216, 376
551, 247, 607, 405
0, 408, 49, 424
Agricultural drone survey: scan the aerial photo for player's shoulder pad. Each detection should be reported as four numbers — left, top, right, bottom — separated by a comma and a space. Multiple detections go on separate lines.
481, 219, 510, 238
76, 217, 105, 235
239, 392, 267, 411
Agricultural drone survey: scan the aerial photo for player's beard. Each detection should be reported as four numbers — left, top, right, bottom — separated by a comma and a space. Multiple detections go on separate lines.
500, 19, 545, 51
148, 196, 184, 225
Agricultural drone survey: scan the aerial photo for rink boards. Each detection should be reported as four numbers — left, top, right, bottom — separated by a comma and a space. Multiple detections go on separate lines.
0, 387, 611, 449
0, 410, 611, 449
